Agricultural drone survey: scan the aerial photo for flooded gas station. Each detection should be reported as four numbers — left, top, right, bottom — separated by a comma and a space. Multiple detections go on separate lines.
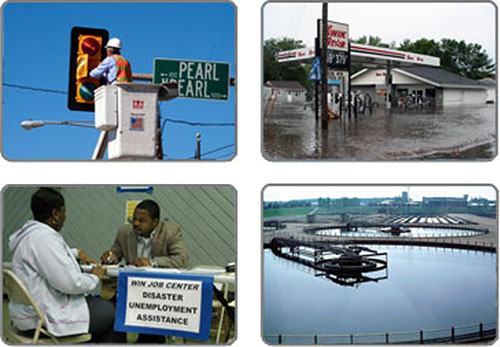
263, 16, 496, 161
263, 103, 495, 160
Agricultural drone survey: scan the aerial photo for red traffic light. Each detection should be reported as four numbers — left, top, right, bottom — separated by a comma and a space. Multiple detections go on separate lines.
80, 36, 100, 56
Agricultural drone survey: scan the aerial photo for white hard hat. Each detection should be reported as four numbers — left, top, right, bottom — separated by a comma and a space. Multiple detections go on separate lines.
105, 38, 121, 49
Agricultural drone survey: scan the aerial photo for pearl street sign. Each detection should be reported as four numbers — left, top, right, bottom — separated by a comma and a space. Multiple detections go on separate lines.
153, 58, 230, 101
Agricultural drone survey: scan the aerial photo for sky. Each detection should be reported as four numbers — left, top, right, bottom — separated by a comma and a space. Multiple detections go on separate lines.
263, 185, 497, 202
264, 2, 496, 61
2, 2, 235, 160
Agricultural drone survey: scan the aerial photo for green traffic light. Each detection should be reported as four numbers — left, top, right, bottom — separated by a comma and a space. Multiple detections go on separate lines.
79, 82, 96, 101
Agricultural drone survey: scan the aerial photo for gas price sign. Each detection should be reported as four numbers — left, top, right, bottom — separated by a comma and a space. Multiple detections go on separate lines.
326, 50, 350, 70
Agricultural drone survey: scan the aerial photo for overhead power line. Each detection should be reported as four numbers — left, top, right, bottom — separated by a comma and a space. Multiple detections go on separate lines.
195, 143, 235, 158
166, 143, 235, 160
210, 151, 235, 160
163, 143, 235, 160
5, 82, 234, 128
164, 118, 235, 127
4, 83, 67, 95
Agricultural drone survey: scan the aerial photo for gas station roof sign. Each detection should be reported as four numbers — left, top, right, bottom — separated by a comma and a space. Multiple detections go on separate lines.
275, 47, 315, 62
276, 44, 440, 67
350, 43, 440, 67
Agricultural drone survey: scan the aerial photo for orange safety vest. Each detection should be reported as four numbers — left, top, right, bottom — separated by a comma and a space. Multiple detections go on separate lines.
113, 55, 132, 83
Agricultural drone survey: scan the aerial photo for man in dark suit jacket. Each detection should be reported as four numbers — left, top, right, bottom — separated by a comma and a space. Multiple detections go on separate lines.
101, 199, 189, 268
100, 199, 189, 343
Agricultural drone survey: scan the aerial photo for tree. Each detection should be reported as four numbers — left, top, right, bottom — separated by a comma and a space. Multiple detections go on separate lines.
439, 39, 494, 79
398, 38, 494, 79
399, 38, 441, 57
263, 37, 310, 87
353, 35, 394, 48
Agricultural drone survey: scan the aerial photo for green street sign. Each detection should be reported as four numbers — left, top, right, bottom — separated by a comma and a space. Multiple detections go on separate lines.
153, 58, 230, 101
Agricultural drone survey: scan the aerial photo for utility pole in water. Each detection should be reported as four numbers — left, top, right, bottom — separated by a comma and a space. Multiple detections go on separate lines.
321, 2, 328, 130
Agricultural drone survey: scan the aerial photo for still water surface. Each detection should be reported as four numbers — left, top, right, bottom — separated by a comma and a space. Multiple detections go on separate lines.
263, 246, 496, 343
263, 104, 496, 160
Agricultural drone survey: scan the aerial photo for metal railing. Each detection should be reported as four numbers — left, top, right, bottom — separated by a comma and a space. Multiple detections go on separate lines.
314, 228, 486, 239
289, 234, 496, 251
264, 322, 496, 344
304, 223, 487, 234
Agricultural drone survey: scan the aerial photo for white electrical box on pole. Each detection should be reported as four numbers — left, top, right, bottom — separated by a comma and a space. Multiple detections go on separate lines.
94, 82, 177, 160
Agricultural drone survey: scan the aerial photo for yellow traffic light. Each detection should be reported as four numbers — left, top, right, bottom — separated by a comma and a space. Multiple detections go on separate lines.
76, 54, 88, 80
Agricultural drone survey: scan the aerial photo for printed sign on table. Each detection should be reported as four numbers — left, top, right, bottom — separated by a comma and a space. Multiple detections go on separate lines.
114, 271, 214, 341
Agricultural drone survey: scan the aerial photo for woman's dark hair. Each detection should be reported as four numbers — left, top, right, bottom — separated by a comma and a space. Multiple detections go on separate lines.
136, 199, 160, 220
31, 188, 65, 222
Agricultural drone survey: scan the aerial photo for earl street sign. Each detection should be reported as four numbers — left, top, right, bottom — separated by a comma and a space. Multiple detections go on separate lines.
153, 58, 230, 101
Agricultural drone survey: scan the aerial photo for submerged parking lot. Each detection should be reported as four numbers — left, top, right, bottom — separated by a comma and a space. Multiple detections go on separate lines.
263, 103, 496, 160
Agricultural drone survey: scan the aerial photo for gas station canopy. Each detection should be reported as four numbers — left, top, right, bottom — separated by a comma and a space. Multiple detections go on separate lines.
276, 43, 440, 68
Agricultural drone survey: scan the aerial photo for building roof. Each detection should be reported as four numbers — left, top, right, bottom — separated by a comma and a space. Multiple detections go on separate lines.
265, 80, 307, 91
423, 196, 467, 202
478, 77, 496, 86
396, 66, 485, 88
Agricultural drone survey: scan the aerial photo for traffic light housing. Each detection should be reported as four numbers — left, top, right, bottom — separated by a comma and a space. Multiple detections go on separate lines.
68, 27, 108, 111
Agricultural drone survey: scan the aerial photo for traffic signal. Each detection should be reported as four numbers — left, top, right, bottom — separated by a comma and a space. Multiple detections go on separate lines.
68, 27, 108, 111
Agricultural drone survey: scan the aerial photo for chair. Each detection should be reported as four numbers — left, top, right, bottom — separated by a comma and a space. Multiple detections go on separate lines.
214, 279, 235, 343
3, 269, 91, 344
191, 265, 235, 343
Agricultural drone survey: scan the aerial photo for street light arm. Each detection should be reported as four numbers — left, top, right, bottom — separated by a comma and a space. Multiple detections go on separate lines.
55, 121, 95, 128
21, 120, 95, 130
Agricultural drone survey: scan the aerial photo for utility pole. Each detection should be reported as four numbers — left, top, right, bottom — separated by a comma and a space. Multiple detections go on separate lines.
314, 38, 319, 121
320, 2, 328, 130
195, 133, 202, 160
348, 42, 352, 119
156, 104, 163, 160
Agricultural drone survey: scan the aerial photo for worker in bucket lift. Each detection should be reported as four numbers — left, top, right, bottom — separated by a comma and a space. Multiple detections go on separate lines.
89, 38, 132, 84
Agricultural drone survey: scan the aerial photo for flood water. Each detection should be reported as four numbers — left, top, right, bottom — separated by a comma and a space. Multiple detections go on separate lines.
263, 104, 496, 160
263, 246, 497, 344
316, 226, 484, 238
